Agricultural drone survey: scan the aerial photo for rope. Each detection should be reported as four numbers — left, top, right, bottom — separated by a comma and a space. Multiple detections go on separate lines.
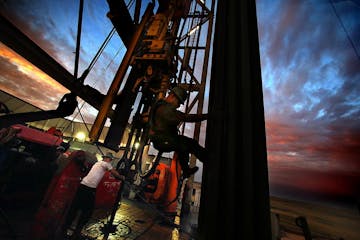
77, 27, 117, 85
76, 105, 105, 155
80, 0, 135, 83
329, 0, 360, 61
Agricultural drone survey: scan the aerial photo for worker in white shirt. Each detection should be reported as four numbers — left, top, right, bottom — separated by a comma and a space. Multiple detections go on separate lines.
61, 152, 123, 240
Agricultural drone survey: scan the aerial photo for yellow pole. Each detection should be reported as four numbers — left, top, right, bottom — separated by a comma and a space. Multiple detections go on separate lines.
89, 3, 154, 142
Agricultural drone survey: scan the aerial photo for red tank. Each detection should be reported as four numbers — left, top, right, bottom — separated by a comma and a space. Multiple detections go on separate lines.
29, 151, 91, 240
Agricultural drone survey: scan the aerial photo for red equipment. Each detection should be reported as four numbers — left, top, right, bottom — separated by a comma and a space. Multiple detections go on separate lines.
12, 124, 63, 146
95, 171, 122, 210
30, 150, 123, 240
30, 151, 91, 240
144, 154, 183, 214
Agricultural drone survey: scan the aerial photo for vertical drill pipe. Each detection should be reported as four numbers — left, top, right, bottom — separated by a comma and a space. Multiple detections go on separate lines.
89, 3, 154, 142
101, 180, 125, 240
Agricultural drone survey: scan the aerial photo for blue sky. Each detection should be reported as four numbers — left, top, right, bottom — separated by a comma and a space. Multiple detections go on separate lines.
0, 0, 359, 209
256, 0, 360, 207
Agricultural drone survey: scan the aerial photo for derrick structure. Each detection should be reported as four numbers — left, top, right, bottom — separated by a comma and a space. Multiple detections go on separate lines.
0, 0, 216, 218
94, 0, 216, 156
97, 0, 216, 215
0, 1, 274, 239
0, 0, 215, 153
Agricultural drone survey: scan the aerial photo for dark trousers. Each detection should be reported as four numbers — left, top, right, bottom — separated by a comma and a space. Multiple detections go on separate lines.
63, 184, 96, 237
150, 134, 207, 171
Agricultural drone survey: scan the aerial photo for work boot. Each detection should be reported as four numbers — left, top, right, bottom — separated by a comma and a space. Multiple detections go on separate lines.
183, 166, 199, 178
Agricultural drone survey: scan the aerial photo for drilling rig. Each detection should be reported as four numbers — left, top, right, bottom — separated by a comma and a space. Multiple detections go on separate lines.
0, 0, 215, 238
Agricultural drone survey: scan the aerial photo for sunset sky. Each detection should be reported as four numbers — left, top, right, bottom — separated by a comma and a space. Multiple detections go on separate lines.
0, 0, 359, 209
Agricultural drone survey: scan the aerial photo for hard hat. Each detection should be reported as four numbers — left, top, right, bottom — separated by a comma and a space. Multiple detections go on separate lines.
102, 152, 115, 159
170, 86, 187, 104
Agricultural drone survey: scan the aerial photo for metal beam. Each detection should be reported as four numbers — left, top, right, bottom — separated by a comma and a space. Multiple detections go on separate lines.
89, 2, 154, 143
106, 0, 136, 48
0, 93, 77, 128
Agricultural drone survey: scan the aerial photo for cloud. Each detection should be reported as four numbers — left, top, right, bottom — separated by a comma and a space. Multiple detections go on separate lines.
0, 43, 68, 110
1, 0, 359, 205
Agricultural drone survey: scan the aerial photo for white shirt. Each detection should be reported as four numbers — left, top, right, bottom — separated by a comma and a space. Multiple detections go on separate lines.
81, 161, 113, 188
